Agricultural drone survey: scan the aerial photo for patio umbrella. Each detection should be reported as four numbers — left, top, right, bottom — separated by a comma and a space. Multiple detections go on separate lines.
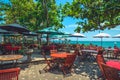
69, 33, 86, 44
112, 34, 120, 38
0, 23, 30, 34
36, 27, 64, 45
36, 27, 63, 35
93, 32, 111, 46
0, 29, 12, 34
22, 32, 38, 36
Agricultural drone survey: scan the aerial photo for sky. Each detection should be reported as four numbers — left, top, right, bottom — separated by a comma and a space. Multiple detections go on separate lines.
1, 0, 120, 41
56, 0, 120, 41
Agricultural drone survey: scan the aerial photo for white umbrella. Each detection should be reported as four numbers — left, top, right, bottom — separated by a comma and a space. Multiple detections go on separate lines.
93, 32, 111, 46
69, 33, 86, 44
112, 34, 120, 38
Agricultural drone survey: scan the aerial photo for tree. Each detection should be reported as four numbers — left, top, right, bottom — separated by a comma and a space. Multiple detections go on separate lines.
0, 0, 64, 31
62, 0, 120, 32
0, 0, 64, 45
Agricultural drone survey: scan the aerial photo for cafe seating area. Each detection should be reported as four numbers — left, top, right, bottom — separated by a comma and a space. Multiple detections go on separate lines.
0, 44, 120, 80
0, 36, 120, 80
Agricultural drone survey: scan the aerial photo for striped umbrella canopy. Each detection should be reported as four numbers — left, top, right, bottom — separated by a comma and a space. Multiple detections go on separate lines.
69, 33, 86, 44
93, 32, 111, 46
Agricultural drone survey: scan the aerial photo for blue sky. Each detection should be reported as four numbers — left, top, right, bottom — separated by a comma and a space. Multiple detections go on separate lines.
56, 0, 120, 41
1, 0, 120, 41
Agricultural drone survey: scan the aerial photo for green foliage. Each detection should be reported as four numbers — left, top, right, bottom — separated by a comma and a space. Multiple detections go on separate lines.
62, 0, 120, 32
0, 0, 64, 31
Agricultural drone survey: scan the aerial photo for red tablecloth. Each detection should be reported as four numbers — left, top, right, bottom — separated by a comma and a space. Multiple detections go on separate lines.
106, 60, 120, 70
5, 46, 21, 51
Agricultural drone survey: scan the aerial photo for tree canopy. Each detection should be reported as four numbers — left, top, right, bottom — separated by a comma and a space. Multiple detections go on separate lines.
0, 0, 120, 32
62, 0, 120, 32
0, 0, 64, 31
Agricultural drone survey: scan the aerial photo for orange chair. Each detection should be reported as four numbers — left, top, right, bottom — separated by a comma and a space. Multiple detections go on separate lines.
60, 54, 76, 75
0, 67, 20, 80
96, 50, 106, 79
101, 63, 120, 80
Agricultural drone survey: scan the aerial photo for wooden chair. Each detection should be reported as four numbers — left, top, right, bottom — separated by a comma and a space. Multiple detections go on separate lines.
101, 63, 120, 80
0, 67, 20, 80
60, 54, 76, 75
39, 50, 55, 73
96, 50, 106, 79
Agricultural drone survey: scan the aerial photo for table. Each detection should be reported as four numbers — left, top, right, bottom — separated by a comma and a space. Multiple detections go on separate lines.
25, 49, 33, 62
0, 55, 23, 69
50, 52, 71, 59
106, 60, 120, 70
81, 49, 98, 61
50, 52, 73, 71
0, 55, 23, 61
82, 50, 98, 53
105, 48, 115, 58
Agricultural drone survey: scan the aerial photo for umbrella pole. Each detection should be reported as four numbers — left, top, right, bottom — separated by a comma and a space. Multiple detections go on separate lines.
77, 37, 78, 44
101, 38, 102, 47
46, 34, 49, 45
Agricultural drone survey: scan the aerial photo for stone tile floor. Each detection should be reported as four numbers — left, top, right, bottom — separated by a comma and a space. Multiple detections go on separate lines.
17, 60, 100, 80
1, 52, 108, 80
1, 49, 119, 80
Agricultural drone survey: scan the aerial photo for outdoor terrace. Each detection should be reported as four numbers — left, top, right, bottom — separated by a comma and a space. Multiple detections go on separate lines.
0, 48, 120, 80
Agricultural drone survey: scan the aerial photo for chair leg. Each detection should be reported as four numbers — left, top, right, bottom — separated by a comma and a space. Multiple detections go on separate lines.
61, 67, 67, 75
97, 74, 105, 80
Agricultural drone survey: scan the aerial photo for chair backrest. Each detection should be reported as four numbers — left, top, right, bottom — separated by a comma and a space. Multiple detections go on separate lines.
96, 51, 106, 76
64, 54, 76, 67
50, 49, 57, 54
0, 67, 20, 80
101, 63, 120, 80
73, 49, 80, 56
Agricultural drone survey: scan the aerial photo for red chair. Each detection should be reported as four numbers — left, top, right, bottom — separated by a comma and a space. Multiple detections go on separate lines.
101, 63, 120, 80
113, 47, 120, 58
96, 50, 106, 79
0, 67, 20, 80
60, 54, 76, 75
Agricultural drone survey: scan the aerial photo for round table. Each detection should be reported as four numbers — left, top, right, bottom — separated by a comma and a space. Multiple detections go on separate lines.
0, 55, 23, 61
81, 49, 98, 61
0, 55, 23, 69
50, 52, 72, 58
82, 49, 98, 53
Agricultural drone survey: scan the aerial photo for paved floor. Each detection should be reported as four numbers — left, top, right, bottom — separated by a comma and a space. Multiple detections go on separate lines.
18, 61, 100, 80
16, 51, 101, 80
1, 51, 113, 80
